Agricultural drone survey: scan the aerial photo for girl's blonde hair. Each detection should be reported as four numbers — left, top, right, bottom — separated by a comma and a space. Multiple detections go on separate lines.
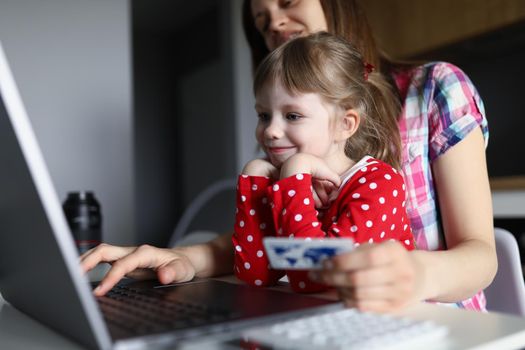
253, 32, 402, 169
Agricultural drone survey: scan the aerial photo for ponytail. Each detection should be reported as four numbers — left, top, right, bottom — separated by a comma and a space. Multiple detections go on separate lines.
344, 71, 402, 169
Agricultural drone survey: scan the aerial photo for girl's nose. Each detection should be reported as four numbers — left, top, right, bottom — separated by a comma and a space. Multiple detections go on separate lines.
264, 120, 284, 140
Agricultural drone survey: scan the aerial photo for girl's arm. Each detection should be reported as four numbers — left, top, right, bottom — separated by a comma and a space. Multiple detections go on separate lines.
312, 128, 497, 311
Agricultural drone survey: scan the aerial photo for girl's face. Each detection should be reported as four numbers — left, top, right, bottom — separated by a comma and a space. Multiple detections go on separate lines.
251, 0, 328, 51
255, 80, 349, 170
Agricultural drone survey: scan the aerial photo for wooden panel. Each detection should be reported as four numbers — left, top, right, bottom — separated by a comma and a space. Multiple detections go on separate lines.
361, 0, 525, 58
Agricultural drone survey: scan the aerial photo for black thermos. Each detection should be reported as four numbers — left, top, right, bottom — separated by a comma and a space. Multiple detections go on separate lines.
63, 191, 102, 254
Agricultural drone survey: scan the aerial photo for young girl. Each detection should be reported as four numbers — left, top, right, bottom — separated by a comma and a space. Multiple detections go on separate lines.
232, 32, 414, 293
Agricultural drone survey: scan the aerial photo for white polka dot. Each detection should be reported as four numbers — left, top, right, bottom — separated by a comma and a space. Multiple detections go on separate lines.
391, 224, 396, 231
379, 197, 385, 204
402, 200, 406, 207
244, 262, 251, 269
235, 245, 242, 252
333, 227, 340, 233
247, 235, 253, 242
380, 231, 385, 238
402, 184, 406, 191
405, 240, 411, 245
393, 190, 398, 197
252, 184, 258, 191
371, 167, 378, 171
351, 225, 358, 232
262, 197, 268, 204
239, 220, 245, 227
368, 238, 374, 243
369, 182, 377, 190
393, 168, 398, 174
260, 223, 267, 229
305, 237, 312, 241
241, 174, 248, 178
352, 193, 360, 199
346, 211, 351, 217
294, 214, 303, 222
257, 250, 264, 257
249, 209, 256, 216
404, 224, 408, 231
359, 177, 366, 184
354, 242, 360, 247
384, 174, 392, 180
298, 281, 306, 289
241, 195, 246, 202
303, 198, 310, 205
392, 207, 397, 214
282, 209, 287, 216
312, 222, 319, 227
278, 228, 283, 235
360, 166, 368, 172
296, 174, 304, 180
366, 220, 373, 228
272, 184, 280, 191
288, 190, 296, 197
382, 214, 387, 222
361, 204, 369, 211
254, 279, 262, 286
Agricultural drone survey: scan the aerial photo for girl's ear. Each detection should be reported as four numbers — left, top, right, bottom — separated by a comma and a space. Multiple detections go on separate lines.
337, 109, 360, 141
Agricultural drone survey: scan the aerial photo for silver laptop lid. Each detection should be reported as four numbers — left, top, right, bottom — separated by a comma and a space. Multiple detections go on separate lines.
0, 41, 112, 350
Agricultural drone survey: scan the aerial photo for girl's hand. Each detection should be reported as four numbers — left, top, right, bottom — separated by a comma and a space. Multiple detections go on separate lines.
312, 179, 338, 209
242, 158, 279, 179
81, 243, 196, 296
310, 241, 423, 312
280, 153, 341, 188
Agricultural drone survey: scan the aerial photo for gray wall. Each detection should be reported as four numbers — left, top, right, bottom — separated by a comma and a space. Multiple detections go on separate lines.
0, 0, 134, 244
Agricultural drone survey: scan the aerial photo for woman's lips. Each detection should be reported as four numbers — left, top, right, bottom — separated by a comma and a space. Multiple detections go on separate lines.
274, 31, 303, 48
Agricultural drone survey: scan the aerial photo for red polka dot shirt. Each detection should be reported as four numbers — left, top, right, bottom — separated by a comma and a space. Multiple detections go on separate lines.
232, 156, 415, 293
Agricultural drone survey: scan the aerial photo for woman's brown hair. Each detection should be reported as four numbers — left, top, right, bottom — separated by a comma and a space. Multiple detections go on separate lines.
254, 32, 402, 168
242, 0, 389, 74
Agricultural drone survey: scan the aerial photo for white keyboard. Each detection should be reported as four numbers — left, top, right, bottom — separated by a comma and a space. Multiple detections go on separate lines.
242, 307, 448, 350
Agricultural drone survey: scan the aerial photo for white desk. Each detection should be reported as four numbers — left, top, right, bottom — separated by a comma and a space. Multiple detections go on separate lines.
2, 285, 525, 349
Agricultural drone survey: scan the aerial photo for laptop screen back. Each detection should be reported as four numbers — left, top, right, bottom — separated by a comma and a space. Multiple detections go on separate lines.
0, 42, 111, 350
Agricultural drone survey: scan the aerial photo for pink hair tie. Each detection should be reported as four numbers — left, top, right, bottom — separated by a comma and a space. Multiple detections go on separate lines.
364, 63, 375, 81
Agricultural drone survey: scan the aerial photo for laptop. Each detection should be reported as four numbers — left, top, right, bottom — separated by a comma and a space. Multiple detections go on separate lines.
0, 42, 341, 350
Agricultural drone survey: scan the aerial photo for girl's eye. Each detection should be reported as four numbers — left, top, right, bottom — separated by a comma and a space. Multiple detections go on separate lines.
286, 113, 302, 121
258, 112, 270, 122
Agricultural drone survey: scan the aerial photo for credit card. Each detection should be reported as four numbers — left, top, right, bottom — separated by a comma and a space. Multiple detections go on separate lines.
263, 237, 354, 270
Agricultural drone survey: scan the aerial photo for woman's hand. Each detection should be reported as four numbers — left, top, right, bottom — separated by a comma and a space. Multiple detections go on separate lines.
81, 243, 196, 296
242, 158, 279, 179
310, 241, 424, 312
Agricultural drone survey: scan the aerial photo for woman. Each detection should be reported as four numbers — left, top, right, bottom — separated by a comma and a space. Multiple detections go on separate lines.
82, 0, 496, 312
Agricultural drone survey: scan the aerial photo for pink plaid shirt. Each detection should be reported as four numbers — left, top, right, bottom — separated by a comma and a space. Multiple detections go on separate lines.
394, 62, 489, 311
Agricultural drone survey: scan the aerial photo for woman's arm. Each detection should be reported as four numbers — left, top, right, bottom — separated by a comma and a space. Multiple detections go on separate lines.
415, 126, 496, 302
312, 128, 497, 311
81, 232, 234, 296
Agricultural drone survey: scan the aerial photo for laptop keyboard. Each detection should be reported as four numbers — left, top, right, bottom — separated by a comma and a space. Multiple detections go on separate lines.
97, 283, 239, 336
242, 307, 448, 350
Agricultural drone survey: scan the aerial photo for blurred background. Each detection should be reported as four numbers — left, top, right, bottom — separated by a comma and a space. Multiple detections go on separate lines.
0, 0, 523, 251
